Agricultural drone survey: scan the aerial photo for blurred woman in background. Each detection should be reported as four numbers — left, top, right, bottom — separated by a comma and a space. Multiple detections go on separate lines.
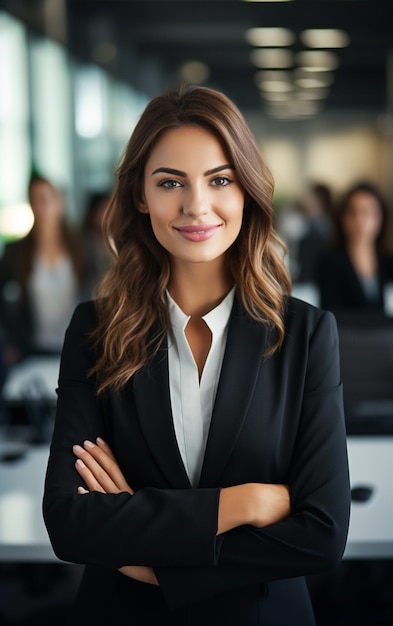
318, 181, 393, 314
0, 174, 88, 363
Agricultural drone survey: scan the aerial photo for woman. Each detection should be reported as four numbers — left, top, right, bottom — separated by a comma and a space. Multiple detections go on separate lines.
43, 85, 350, 625
317, 181, 393, 314
0, 174, 88, 362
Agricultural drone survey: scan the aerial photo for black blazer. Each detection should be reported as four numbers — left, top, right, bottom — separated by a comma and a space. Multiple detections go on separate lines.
0, 239, 35, 354
43, 295, 350, 626
317, 247, 393, 313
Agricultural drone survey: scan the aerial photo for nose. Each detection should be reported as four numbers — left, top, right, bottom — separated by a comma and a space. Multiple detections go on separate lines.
181, 184, 209, 217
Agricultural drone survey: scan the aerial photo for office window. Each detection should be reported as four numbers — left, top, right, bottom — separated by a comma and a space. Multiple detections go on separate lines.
0, 11, 30, 221
29, 36, 74, 210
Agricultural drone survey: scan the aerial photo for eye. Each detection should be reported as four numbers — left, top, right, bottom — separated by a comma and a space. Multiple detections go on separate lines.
210, 176, 232, 187
157, 179, 182, 189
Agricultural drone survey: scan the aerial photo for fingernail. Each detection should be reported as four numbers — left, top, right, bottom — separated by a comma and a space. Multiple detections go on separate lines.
84, 440, 94, 449
96, 437, 105, 445
76, 459, 85, 467
73, 444, 84, 454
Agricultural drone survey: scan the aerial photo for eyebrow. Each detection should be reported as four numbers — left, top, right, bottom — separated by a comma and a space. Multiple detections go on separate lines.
151, 164, 234, 177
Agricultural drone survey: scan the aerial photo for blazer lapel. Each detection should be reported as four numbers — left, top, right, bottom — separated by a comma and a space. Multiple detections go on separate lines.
133, 340, 191, 488
199, 297, 272, 487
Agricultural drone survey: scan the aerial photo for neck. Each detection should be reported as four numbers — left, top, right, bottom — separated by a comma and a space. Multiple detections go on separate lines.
35, 223, 62, 246
34, 226, 65, 263
347, 239, 376, 256
168, 259, 234, 317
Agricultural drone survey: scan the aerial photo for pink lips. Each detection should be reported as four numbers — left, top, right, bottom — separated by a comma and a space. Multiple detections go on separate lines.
174, 224, 221, 242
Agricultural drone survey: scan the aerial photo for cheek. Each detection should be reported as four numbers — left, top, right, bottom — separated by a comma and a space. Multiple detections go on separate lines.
370, 214, 382, 232
226, 199, 244, 229
147, 210, 173, 247
220, 186, 244, 215
144, 188, 177, 220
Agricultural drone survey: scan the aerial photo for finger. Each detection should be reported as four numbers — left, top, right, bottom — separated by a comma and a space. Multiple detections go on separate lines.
73, 443, 133, 494
96, 437, 116, 461
77, 486, 89, 494
75, 458, 106, 493
73, 446, 121, 493
83, 440, 134, 494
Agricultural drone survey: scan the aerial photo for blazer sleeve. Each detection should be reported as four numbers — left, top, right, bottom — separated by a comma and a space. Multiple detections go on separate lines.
43, 302, 221, 570
156, 310, 351, 609
0, 242, 26, 348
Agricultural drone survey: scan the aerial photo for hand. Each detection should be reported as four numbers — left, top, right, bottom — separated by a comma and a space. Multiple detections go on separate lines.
73, 439, 158, 585
73, 437, 134, 495
250, 483, 291, 528
217, 483, 290, 534
118, 566, 159, 586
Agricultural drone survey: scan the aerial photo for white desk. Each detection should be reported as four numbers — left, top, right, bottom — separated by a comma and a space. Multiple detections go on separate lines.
0, 442, 55, 561
0, 437, 392, 562
344, 436, 393, 559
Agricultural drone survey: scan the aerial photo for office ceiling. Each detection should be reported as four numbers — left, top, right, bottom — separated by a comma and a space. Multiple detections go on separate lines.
3, 0, 393, 120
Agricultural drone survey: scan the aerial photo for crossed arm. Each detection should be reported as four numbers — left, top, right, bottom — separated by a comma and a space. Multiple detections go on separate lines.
73, 437, 291, 586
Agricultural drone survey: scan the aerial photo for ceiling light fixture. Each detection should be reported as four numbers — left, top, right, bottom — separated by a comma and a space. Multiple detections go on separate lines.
250, 48, 294, 68
300, 28, 350, 48
262, 91, 293, 102
245, 27, 295, 47
295, 74, 334, 89
295, 50, 339, 71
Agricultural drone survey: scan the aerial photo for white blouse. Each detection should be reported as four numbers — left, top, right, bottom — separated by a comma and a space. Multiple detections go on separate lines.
166, 287, 235, 487
28, 254, 78, 352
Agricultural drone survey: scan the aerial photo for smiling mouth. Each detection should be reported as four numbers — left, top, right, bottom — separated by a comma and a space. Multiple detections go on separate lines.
174, 224, 221, 241
175, 224, 221, 232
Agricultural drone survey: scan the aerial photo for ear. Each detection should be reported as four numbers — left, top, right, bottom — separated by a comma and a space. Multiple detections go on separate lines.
136, 198, 149, 214
135, 184, 149, 214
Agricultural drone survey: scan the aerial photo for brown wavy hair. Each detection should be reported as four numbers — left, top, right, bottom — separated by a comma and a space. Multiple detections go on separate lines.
90, 84, 291, 393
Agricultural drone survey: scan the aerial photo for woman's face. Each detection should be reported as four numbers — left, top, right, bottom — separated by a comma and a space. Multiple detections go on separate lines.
29, 180, 64, 227
140, 125, 245, 268
342, 191, 383, 244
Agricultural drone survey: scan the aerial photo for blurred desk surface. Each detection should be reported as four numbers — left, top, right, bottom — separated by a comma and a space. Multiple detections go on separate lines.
2, 355, 60, 404
344, 436, 393, 559
0, 441, 55, 561
0, 436, 392, 562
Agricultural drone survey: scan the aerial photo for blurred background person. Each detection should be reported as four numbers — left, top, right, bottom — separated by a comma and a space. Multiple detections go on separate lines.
317, 181, 393, 315
82, 190, 113, 297
296, 182, 335, 284
0, 173, 89, 365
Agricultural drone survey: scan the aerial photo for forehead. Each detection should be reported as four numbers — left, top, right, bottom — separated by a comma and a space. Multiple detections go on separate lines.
347, 191, 381, 211
146, 124, 229, 169
29, 181, 55, 196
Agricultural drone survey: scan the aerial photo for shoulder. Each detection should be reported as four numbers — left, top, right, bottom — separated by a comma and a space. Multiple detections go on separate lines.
59, 301, 99, 378
284, 296, 338, 342
0, 238, 25, 260
60, 300, 98, 365
283, 297, 340, 389
73, 299, 97, 316
379, 252, 393, 273
233, 293, 337, 351
68, 300, 97, 330
319, 247, 348, 268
